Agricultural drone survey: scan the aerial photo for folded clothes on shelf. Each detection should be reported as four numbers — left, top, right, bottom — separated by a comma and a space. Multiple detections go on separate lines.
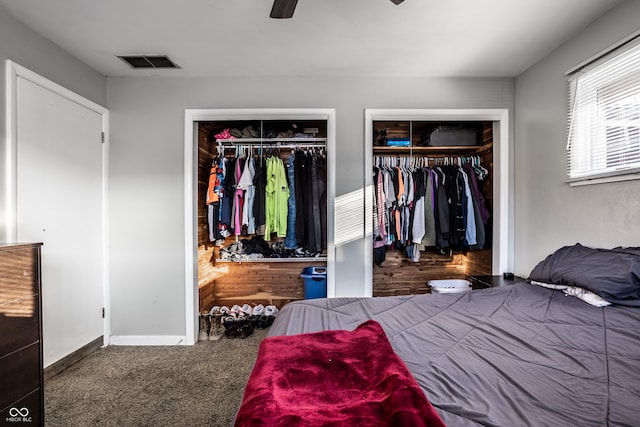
386, 138, 411, 147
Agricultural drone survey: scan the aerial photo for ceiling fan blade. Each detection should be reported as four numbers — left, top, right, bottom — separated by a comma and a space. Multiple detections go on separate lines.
390, 0, 405, 4
270, 0, 298, 19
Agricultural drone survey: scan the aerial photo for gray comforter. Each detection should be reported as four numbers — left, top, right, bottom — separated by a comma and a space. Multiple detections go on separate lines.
267, 283, 640, 426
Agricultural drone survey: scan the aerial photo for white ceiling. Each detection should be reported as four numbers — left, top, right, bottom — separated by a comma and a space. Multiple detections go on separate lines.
0, 0, 623, 78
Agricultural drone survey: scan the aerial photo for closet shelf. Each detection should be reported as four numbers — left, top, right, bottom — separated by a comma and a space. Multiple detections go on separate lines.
215, 256, 327, 263
373, 146, 486, 154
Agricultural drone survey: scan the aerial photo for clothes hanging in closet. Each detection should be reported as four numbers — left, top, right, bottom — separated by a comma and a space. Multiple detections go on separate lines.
264, 155, 289, 238
205, 147, 327, 255
372, 156, 490, 266
284, 152, 298, 249
253, 158, 267, 236
296, 149, 326, 254
206, 155, 227, 243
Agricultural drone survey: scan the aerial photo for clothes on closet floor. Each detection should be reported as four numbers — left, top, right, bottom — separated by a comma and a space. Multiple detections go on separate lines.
206, 148, 327, 255
372, 156, 490, 266
219, 236, 322, 262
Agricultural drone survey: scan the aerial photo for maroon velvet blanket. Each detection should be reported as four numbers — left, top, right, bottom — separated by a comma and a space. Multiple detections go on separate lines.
235, 320, 446, 427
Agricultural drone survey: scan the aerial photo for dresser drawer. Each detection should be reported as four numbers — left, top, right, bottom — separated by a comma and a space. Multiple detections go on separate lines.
0, 247, 39, 305
0, 342, 41, 410
0, 294, 40, 355
0, 388, 42, 425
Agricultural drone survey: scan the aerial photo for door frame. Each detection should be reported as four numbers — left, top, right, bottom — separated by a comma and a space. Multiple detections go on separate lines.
364, 109, 512, 296
183, 108, 336, 345
4, 60, 111, 345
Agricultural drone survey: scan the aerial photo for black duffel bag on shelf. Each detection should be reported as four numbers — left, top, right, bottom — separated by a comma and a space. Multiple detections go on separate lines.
429, 125, 480, 146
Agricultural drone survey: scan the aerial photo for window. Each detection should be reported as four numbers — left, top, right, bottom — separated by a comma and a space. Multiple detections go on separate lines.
567, 36, 640, 183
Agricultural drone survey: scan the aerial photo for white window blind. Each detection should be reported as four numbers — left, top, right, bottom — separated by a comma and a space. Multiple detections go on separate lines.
567, 36, 640, 183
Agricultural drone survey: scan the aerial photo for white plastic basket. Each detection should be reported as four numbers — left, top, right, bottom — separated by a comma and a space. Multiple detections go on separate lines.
428, 279, 472, 294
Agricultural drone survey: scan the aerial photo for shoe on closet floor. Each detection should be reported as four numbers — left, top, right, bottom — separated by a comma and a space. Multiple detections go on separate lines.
256, 315, 267, 329
237, 322, 254, 339
222, 316, 237, 329
208, 314, 224, 341
241, 304, 253, 316
209, 328, 223, 341
230, 304, 242, 316
199, 311, 210, 341
265, 305, 279, 317
247, 315, 259, 329
224, 316, 249, 339
252, 304, 265, 316
257, 315, 274, 329
225, 325, 240, 339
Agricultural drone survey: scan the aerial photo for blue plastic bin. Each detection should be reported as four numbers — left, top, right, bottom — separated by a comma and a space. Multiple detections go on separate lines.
300, 267, 327, 299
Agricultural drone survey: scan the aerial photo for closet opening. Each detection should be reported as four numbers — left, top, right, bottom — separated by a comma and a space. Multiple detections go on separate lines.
364, 109, 511, 297
184, 109, 336, 344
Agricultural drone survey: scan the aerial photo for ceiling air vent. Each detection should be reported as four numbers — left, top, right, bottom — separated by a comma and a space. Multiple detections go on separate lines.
117, 55, 180, 69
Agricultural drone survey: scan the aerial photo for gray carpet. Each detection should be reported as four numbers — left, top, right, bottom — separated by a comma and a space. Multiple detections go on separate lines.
45, 328, 268, 427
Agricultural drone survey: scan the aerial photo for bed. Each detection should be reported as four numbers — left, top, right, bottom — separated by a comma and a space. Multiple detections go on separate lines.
235, 244, 640, 426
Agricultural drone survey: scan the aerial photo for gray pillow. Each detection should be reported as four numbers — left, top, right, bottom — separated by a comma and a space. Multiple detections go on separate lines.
528, 243, 640, 307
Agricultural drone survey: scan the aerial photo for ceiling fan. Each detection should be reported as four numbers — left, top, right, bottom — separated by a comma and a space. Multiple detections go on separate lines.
270, 0, 405, 19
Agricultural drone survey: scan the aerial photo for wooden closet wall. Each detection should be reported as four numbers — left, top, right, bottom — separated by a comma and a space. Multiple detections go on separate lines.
197, 120, 327, 312
372, 120, 494, 297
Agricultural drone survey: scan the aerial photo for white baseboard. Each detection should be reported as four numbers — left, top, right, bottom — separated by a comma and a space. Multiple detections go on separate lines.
109, 335, 188, 346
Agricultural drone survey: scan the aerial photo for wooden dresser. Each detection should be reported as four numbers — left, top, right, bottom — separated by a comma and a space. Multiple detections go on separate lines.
0, 243, 43, 425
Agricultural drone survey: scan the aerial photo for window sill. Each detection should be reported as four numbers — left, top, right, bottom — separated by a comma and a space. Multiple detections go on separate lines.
569, 172, 640, 187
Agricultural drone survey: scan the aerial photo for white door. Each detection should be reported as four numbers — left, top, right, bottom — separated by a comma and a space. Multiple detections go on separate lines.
16, 76, 104, 367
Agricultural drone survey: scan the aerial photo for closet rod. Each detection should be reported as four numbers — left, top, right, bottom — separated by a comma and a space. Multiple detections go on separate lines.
216, 138, 325, 143
221, 142, 324, 150
374, 155, 485, 167
373, 154, 482, 160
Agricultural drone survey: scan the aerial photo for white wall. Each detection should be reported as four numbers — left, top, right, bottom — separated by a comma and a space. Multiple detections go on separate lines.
0, 6, 106, 241
514, 0, 640, 276
107, 76, 514, 337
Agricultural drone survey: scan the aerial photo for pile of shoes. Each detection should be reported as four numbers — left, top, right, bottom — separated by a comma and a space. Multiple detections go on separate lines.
209, 303, 279, 339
